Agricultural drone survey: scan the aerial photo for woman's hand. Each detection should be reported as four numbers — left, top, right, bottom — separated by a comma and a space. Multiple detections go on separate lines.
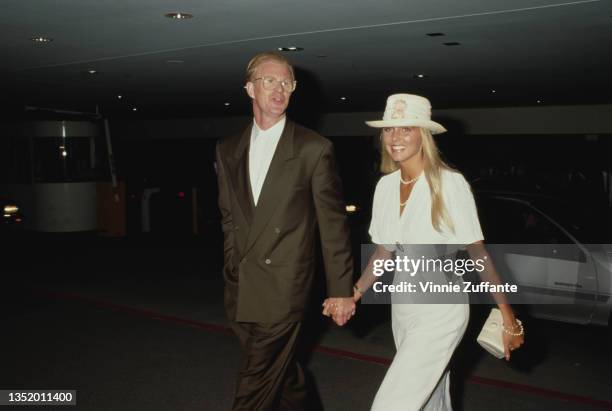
502, 319, 525, 361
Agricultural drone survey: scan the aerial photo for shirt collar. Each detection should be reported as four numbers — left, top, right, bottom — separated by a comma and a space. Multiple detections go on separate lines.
252, 116, 286, 140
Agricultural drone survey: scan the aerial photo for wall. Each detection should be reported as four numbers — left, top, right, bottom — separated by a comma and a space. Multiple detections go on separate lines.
113, 104, 612, 139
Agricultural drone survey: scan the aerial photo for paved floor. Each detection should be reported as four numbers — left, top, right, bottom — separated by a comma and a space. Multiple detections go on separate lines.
2, 235, 612, 410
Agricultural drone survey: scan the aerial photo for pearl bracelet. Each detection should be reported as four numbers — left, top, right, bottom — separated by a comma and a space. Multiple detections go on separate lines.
502, 319, 524, 336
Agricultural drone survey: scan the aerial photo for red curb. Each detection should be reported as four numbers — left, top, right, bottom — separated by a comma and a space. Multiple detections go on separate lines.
313, 345, 391, 366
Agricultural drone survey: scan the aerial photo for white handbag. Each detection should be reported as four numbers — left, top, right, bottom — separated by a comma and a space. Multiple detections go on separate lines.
476, 308, 505, 359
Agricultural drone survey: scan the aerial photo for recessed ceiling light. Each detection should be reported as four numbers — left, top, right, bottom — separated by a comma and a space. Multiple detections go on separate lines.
413, 74, 428, 79
165, 12, 193, 19
426, 32, 445, 37
277, 46, 303, 52
340, 97, 347, 101
132, 107, 138, 111
88, 69, 97, 74
224, 102, 230, 106
537, 99, 542, 104
443, 42, 460, 46
491, 89, 497, 94
117, 95, 123, 99
31, 36, 53, 43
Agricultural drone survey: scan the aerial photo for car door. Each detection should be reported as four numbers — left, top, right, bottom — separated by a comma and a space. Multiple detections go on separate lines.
521, 202, 598, 324
477, 195, 598, 324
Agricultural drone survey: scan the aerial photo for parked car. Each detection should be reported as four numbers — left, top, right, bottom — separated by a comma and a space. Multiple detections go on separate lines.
474, 190, 612, 327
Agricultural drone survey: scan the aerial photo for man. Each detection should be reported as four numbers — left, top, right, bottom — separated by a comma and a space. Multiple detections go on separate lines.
216, 52, 355, 410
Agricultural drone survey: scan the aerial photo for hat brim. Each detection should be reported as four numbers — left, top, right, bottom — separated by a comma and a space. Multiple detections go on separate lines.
365, 119, 447, 134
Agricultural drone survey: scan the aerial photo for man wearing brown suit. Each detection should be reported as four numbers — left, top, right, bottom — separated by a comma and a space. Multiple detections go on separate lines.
215, 52, 356, 410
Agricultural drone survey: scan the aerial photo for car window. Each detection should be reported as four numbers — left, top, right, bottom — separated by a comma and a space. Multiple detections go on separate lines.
477, 196, 585, 262
534, 199, 612, 244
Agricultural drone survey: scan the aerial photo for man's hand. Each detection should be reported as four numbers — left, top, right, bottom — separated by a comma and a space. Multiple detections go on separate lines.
322, 297, 356, 326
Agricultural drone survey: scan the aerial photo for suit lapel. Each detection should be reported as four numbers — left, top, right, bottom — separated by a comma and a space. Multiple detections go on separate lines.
245, 120, 298, 252
226, 125, 255, 226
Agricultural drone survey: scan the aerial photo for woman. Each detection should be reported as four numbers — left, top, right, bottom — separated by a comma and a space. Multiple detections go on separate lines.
324, 94, 524, 410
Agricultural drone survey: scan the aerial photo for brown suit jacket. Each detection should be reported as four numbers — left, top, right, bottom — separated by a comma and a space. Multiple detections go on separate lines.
216, 119, 353, 323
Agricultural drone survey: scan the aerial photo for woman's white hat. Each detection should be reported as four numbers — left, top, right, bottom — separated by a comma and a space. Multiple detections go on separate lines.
365, 93, 447, 134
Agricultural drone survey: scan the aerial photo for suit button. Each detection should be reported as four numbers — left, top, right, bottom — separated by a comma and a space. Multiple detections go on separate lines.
265, 258, 271, 265
241, 257, 247, 264
274, 227, 280, 234
234, 226, 239, 231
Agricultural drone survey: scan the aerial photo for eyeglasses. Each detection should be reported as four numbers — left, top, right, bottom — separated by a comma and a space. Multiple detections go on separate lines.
252, 76, 297, 92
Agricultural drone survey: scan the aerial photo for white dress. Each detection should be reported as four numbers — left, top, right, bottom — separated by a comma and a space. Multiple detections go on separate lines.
368, 168, 484, 411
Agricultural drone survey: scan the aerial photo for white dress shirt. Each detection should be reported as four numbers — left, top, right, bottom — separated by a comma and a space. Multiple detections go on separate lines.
248, 117, 286, 206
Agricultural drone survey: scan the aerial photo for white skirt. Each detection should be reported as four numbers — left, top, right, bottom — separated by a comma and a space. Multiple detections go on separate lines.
371, 304, 469, 411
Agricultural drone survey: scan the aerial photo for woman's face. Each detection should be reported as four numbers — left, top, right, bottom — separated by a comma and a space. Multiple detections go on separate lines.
382, 126, 422, 164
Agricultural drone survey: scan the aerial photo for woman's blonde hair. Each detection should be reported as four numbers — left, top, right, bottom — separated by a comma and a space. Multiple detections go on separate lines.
380, 127, 455, 233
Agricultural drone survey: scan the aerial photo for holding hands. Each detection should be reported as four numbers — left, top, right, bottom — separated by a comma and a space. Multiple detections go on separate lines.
322, 297, 356, 326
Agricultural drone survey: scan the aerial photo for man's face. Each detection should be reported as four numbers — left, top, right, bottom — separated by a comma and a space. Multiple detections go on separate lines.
245, 60, 293, 123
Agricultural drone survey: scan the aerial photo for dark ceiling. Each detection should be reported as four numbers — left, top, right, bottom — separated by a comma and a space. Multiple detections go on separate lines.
2, 0, 612, 118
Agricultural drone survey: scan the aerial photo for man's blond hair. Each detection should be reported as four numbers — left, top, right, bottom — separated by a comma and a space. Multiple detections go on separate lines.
245, 52, 295, 82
